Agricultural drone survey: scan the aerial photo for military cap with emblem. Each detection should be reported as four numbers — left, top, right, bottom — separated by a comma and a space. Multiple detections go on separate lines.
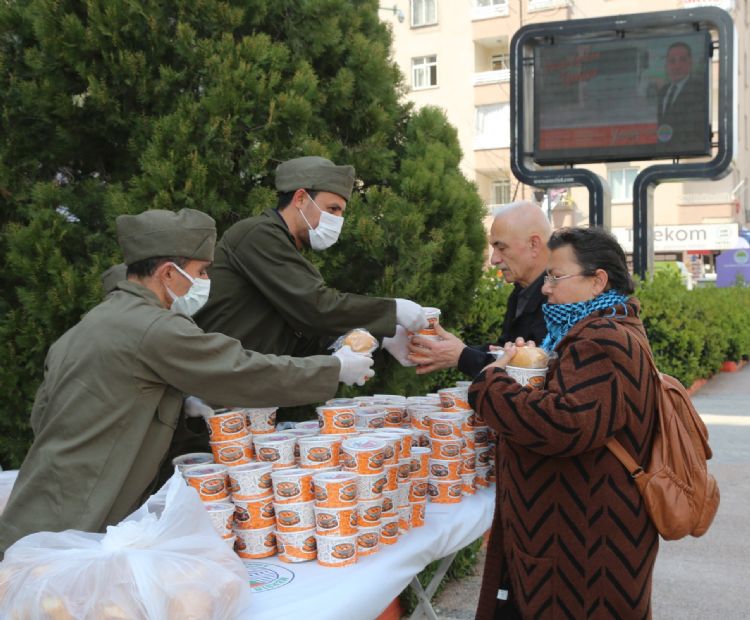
275, 156, 356, 201
116, 208, 217, 265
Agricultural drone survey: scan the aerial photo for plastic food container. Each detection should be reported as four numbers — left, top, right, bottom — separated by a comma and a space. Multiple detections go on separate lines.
183, 464, 229, 502
226, 462, 273, 500
316, 406, 357, 435
312, 471, 358, 508
205, 410, 248, 441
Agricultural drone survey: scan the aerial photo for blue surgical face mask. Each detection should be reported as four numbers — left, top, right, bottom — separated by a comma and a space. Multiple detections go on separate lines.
297, 192, 344, 251
165, 262, 211, 316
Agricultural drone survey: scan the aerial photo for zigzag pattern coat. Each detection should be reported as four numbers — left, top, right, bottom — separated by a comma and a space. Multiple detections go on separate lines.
469, 299, 659, 619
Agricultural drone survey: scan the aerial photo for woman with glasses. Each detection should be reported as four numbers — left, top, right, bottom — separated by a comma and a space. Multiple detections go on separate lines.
470, 227, 659, 620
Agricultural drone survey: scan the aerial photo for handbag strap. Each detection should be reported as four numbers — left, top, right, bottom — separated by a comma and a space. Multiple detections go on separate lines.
606, 437, 645, 479
604, 321, 657, 479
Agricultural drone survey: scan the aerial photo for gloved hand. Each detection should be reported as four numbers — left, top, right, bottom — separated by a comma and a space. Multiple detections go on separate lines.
333, 345, 375, 386
184, 396, 213, 419
395, 298, 428, 332
382, 325, 416, 367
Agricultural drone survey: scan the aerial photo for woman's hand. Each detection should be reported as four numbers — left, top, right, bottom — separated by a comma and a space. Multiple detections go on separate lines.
482, 337, 536, 372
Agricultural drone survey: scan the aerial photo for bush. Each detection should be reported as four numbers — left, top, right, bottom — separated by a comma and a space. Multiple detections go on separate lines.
0, 0, 489, 468
636, 271, 750, 386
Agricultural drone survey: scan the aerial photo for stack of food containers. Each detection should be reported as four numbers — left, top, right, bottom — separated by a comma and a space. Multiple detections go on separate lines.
271, 467, 317, 563
228, 462, 276, 559
312, 471, 359, 567
206, 409, 253, 466
341, 436, 387, 560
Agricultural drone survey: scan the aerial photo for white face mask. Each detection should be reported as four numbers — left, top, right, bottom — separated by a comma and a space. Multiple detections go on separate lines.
165, 262, 211, 316
298, 192, 344, 251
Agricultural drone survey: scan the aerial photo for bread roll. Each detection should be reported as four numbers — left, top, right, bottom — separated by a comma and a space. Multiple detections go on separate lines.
508, 346, 548, 369
342, 329, 378, 354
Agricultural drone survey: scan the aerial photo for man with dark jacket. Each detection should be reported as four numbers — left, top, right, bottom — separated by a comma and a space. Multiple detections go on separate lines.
656, 41, 708, 153
409, 201, 550, 378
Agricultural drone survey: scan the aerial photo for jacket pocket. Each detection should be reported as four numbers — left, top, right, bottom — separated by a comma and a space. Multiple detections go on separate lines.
156, 387, 182, 430
509, 544, 556, 619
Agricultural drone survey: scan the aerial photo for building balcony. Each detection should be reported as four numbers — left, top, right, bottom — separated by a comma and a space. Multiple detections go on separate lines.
679, 192, 734, 205
680, 0, 735, 11
473, 69, 511, 86
471, 3, 510, 21
527, 0, 570, 12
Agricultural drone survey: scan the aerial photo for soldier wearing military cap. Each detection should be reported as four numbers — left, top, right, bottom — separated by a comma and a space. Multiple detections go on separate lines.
0, 208, 373, 559
195, 156, 428, 376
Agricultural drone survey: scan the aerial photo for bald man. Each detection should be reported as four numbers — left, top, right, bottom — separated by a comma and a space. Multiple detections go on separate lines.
409, 201, 551, 377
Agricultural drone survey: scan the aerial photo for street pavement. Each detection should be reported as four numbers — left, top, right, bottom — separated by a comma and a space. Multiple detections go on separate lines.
429, 364, 750, 619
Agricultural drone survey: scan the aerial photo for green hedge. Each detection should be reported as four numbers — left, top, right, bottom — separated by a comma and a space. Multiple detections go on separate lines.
637, 271, 750, 386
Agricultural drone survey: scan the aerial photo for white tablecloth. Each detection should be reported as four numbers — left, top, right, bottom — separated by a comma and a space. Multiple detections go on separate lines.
235, 487, 495, 620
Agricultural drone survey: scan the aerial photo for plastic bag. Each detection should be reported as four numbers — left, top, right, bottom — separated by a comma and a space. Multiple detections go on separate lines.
329, 328, 379, 356
0, 472, 252, 619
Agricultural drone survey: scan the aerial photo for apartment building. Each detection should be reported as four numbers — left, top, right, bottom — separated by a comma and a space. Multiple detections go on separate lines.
381, 0, 750, 279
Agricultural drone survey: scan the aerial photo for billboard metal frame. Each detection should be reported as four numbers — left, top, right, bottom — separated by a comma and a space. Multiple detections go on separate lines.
510, 7, 734, 278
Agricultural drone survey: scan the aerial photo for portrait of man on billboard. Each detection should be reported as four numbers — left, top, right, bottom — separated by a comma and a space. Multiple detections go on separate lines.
656, 40, 710, 152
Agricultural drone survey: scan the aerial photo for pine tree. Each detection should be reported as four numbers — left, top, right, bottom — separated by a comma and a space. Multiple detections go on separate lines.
0, 0, 489, 468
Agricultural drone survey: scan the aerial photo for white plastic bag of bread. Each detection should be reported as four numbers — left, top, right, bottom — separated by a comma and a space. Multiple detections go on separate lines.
329, 328, 379, 356
0, 472, 252, 619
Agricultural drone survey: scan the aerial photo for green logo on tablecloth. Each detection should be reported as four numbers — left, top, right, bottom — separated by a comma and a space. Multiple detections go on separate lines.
244, 561, 295, 591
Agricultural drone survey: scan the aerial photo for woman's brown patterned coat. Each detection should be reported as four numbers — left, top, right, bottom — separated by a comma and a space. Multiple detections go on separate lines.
469, 300, 659, 619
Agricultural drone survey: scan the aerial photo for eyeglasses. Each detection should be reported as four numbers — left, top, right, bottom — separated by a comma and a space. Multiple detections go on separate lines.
543, 272, 587, 287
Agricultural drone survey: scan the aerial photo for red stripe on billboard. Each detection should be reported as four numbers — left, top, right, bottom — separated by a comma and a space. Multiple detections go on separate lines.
539, 123, 659, 150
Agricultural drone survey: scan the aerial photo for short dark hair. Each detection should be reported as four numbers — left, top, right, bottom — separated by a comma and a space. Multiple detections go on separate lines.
667, 41, 692, 59
126, 256, 187, 278
548, 227, 635, 295
277, 189, 319, 210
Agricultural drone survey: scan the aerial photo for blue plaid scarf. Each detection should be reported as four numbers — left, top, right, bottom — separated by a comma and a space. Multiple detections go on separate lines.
541, 289, 629, 353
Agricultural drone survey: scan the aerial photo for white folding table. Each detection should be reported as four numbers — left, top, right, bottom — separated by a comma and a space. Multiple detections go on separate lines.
235, 488, 495, 620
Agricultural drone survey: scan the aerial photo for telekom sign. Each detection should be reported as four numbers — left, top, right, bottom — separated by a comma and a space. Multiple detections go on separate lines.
612, 223, 739, 252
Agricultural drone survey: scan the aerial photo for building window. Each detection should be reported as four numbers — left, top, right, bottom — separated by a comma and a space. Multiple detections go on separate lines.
608, 167, 639, 203
491, 53, 510, 71
411, 0, 437, 27
412, 55, 437, 89
475, 103, 510, 149
492, 179, 511, 205
472, 0, 509, 19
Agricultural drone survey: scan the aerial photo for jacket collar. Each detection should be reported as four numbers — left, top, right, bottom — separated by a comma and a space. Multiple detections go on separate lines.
115, 279, 166, 308
266, 208, 298, 247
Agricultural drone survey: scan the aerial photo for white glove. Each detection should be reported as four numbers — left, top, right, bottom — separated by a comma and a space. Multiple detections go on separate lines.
382, 325, 416, 367
395, 298, 428, 332
184, 396, 213, 419
333, 345, 375, 386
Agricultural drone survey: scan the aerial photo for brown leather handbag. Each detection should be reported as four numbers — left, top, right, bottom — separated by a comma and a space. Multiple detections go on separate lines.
606, 327, 720, 540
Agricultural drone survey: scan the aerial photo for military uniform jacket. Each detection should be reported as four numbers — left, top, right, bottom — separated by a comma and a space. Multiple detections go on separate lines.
0, 281, 339, 557
196, 209, 397, 356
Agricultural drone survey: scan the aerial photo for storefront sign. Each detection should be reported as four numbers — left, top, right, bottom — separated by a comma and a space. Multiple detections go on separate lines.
612, 223, 738, 252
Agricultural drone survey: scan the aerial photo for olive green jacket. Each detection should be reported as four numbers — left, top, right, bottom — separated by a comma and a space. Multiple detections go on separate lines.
195, 209, 397, 356
0, 281, 339, 558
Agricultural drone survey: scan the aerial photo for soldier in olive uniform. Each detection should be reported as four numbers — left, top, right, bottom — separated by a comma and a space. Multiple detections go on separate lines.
0, 208, 373, 559
195, 156, 427, 362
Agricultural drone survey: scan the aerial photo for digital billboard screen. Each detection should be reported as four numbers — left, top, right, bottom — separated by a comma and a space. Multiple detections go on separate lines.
533, 32, 711, 164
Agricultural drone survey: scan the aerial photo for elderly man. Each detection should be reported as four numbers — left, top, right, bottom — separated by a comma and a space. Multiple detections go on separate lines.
195, 156, 425, 363
409, 201, 551, 377
0, 208, 373, 559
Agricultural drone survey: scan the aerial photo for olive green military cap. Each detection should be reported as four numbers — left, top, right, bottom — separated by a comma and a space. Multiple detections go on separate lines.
275, 156, 355, 200
116, 208, 217, 265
